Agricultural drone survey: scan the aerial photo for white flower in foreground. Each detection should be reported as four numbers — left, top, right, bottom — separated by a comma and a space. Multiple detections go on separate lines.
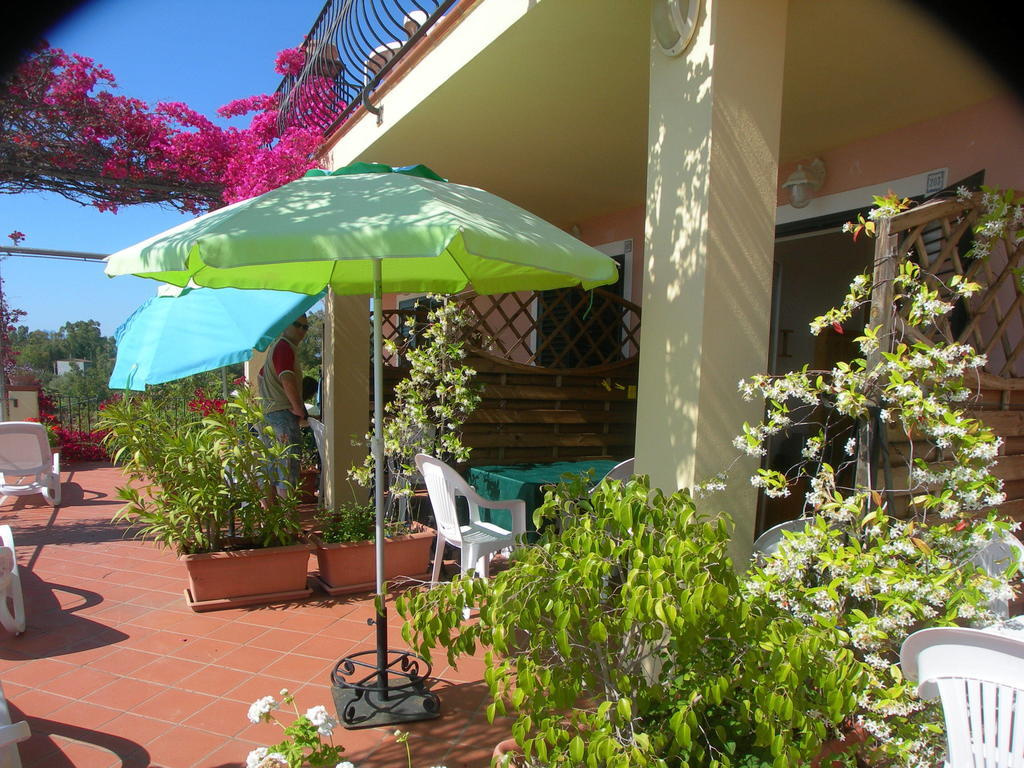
306, 704, 338, 736
246, 748, 269, 768
247, 695, 278, 724
336, 762, 356, 768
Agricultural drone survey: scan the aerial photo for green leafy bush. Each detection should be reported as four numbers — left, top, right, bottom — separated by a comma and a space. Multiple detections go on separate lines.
316, 502, 375, 544
100, 387, 301, 554
398, 477, 863, 768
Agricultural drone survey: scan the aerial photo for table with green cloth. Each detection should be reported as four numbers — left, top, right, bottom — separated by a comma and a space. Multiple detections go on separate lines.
467, 459, 619, 535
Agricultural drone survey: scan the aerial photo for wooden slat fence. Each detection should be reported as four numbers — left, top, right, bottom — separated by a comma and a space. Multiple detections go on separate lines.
380, 287, 641, 466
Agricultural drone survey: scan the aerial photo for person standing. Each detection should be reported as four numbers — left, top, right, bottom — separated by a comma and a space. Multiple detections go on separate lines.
258, 315, 309, 497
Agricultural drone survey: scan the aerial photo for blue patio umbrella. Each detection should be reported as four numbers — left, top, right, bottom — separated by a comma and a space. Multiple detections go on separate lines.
109, 284, 324, 390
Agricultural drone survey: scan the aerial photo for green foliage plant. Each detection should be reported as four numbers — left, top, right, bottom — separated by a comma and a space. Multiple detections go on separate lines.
100, 386, 301, 555
720, 188, 1024, 766
316, 501, 376, 544
350, 295, 480, 516
398, 476, 864, 768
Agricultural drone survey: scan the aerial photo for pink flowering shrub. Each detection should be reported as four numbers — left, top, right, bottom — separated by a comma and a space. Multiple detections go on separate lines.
35, 392, 110, 462
187, 388, 227, 417
1, 44, 326, 212
274, 47, 306, 77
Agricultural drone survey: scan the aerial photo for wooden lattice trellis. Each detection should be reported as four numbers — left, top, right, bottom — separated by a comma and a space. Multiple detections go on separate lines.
381, 288, 642, 370
858, 191, 1024, 522
887, 192, 1024, 376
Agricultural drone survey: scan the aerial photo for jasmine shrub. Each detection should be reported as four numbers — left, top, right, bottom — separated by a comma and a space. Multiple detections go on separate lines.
734, 190, 1023, 766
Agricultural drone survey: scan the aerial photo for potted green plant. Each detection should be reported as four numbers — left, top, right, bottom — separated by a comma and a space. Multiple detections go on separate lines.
398, 474, 865, 767
297, 433, 320, 505
318, 297, 478, 595
350, 295, 481, 520
101, 387, 312, 611
309, 500, 434, 596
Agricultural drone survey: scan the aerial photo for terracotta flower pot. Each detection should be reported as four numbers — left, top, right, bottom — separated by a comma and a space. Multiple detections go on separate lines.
311, 522, 435, 596
492, 737, 523, 766
298, 468, 319, 503
182, 542, 312, 612
811, 724, 869, 768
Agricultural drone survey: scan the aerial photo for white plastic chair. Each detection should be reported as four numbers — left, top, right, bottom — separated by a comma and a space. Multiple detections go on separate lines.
901, 626, 1024, 768
751, 518, 810, 558
0, 680, 29, 768
0, 422, 60, 507
415, 454, 526, 584
970, 532, 1024, 618
592, 458, 634, 489
0, 526, 24, 636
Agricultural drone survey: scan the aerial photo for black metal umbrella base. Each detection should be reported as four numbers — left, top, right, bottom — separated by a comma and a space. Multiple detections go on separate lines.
331, 648, 441, 729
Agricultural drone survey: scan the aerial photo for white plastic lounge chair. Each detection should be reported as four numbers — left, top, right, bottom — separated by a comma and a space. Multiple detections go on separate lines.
0, 679, 29, 768
969, 532, 1024, 618
751, 518, 810, 558
901, 626, 1024, 768
0, 422, 60, 507
0, 526, 24, 636
415, 454, 526, 584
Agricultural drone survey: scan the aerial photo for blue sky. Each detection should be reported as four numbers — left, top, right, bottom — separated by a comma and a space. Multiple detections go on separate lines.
1, 0, 327, 335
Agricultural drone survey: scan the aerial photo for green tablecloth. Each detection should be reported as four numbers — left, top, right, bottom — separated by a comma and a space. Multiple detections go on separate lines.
467, 460, 618, 534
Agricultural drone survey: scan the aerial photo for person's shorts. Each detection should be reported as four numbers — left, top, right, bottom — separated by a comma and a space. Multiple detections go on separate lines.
264, 409, 302, 489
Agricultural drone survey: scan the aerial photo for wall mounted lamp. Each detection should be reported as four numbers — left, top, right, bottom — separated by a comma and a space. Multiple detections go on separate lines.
652, 0, 702, 57
782, 158, 826, 209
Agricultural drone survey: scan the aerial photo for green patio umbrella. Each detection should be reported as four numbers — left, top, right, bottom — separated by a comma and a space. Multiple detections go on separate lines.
104, 162, 618, 726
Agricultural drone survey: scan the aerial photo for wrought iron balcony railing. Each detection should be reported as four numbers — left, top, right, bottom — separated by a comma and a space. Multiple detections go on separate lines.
276, 0, 458, 136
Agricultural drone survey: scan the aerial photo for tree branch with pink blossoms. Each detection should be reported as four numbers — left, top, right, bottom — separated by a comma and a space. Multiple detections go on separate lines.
0, 44, 325, 213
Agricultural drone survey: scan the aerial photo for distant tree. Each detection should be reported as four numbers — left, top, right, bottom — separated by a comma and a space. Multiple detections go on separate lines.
0, 272, 26, 383
10, 325, 56, 385
11, 319, 115, 398
48, 359, 113, 401
0, 44, 325, 213
297, 308, 324, 381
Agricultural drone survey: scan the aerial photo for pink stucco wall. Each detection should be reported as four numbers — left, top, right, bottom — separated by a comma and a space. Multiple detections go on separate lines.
576, 205, 645, 306
778, 95, 1024, 200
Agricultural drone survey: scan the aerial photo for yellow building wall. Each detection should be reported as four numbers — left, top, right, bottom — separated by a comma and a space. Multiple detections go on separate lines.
637, 0, 788, 561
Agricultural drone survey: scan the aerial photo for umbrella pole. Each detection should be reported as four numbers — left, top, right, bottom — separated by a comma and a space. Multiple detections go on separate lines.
331, 258, 440, 728
372, 259, 388, 685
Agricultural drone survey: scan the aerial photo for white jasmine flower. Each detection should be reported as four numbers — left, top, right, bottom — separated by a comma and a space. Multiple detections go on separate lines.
981, 219, 1005, 238
247, 748, 268, 768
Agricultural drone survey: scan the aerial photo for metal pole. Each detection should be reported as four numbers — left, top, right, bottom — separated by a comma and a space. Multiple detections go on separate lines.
0, 258, 8, 422
371, 259, 388, 684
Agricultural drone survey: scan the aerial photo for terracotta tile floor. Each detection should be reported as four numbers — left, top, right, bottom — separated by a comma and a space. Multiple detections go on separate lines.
0, 462, 509, 767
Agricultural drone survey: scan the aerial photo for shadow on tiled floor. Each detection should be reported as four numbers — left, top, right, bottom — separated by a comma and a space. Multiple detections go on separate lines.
0, 462, 508, 767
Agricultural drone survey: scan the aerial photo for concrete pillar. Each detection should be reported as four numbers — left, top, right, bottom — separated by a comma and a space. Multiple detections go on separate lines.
322, 292, 370, 509
637, 0, 787, 560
